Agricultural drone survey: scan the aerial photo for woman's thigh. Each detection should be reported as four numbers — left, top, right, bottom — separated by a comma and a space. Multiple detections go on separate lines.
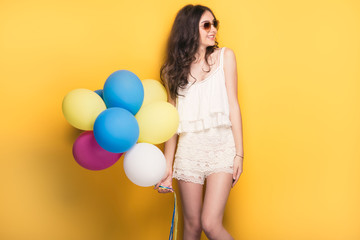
202, 172, 233, 222
178, 180, 204, 222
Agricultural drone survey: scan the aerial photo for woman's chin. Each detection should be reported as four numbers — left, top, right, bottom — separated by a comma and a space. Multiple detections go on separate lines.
208, 40, 216, 46
200, 41, 216, 48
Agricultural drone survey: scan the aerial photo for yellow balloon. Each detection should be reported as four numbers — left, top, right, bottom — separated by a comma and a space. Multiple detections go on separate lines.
135, 101, 179, 144
141, 79, 167, 107
62, 88, 107, 130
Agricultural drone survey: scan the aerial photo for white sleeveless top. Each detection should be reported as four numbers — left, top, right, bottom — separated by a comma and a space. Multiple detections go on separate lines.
176, 47, 232, 134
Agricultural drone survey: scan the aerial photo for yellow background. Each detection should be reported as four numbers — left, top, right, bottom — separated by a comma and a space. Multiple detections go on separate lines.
1, 0, 359, 239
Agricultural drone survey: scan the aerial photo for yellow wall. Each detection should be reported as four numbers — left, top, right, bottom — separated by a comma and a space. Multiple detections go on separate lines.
1, 0, 359, 239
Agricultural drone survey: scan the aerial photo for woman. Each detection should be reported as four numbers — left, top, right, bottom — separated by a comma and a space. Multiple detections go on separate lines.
154, 4, 244, 240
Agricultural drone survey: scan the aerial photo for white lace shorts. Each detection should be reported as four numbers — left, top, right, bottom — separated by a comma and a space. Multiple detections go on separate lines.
173, 126, 236, 185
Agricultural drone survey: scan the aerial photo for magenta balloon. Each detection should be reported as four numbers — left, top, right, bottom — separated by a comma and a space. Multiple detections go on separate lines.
73, 131, 122, 170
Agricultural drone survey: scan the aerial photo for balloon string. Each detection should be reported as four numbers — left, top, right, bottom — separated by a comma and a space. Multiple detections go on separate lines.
158, 185, 178, 240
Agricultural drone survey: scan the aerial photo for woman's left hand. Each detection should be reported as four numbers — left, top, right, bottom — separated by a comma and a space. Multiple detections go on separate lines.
232, 156, 243, 188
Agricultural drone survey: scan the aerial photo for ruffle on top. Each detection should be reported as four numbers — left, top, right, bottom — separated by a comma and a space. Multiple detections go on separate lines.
176, 47, 232, 134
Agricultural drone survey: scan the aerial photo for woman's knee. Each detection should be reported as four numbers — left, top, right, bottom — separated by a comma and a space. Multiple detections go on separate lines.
184, 216, 202, 234
201, 214, 222, 237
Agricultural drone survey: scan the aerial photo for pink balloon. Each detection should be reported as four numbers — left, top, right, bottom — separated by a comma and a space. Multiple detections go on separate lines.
73, 131, 123, 170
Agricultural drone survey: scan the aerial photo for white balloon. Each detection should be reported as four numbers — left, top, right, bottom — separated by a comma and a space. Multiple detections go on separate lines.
123, 143, 167, 187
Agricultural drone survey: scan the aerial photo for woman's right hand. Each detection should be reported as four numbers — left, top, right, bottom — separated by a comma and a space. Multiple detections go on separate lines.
154, 167, 174, 193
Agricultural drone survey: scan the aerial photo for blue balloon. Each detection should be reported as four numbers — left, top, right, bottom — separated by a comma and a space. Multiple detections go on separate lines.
94, 89, 103, 99
93, 108, 139, 153
103, 70, 144, 115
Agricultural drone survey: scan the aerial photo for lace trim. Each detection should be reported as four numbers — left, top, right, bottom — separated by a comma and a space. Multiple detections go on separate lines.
173, 168, 234, 185
205, 168, 234, 177
176, 112, 232, 134
173, 172, 204, 184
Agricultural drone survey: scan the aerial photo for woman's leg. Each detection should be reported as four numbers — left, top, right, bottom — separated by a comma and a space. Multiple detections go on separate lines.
178, 180, 204, 240
201, 172, 234, 240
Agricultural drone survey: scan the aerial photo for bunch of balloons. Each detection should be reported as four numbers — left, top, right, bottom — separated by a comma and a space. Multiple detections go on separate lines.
62, 70, 179, 187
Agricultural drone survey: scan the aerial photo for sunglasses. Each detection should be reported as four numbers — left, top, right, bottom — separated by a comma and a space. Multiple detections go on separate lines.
200, 19, 220, 32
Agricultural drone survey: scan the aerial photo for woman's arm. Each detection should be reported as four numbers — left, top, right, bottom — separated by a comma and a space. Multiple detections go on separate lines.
223, 47, 244, 187
163, 95, 179, 170
154, 86, 178, 193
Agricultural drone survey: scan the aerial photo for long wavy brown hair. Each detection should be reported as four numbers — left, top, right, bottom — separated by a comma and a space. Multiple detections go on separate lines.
160, 4, 219, 102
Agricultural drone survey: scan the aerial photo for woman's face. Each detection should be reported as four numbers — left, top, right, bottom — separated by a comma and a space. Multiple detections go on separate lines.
198, 10, 218, 47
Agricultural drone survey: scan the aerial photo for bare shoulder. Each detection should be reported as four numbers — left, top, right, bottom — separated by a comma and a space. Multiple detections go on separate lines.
222, 47, 238, 93
223, 47, 236, 65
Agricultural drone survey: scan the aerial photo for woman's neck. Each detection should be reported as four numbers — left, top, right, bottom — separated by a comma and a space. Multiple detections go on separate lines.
194, 45, 207, 63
